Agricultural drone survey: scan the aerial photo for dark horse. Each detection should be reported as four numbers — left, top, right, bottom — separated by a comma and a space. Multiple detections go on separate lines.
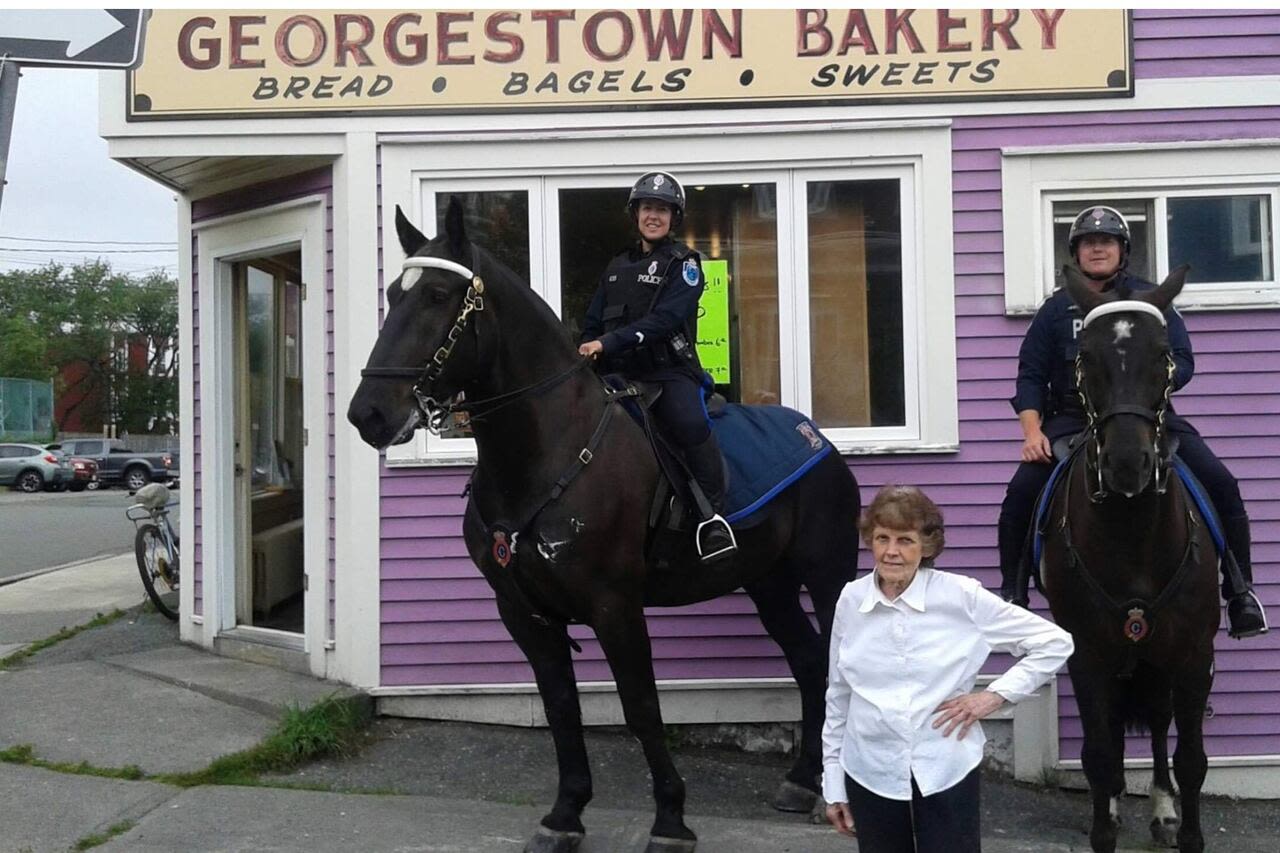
347, 201, 861, 853
1041, 265, 1218, 853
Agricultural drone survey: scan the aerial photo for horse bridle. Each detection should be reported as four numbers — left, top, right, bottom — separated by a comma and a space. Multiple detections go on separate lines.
360, 252, 589, 435
1074, 300, 1177, 502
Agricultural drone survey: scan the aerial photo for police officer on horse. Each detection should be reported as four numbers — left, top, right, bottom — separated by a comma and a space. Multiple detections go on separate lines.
998, 205, 1268, 639
578, 171, 737, 563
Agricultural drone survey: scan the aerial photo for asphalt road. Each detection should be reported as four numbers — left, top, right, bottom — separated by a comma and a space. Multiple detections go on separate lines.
0, 488, 136, 581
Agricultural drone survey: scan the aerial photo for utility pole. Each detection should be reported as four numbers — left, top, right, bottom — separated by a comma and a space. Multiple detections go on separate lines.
0, 54, 19, 214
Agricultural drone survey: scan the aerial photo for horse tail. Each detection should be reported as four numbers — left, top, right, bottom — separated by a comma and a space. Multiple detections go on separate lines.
1116, 662, 1174, 735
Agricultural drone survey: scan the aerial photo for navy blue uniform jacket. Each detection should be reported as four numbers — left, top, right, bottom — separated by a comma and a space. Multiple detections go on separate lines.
1010, 271, 1194, 437
581, 240, 704, 358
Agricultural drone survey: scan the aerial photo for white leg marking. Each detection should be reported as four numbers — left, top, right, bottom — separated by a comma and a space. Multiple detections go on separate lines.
1110, 796, 1120, 821
1152, 787, 1177, 822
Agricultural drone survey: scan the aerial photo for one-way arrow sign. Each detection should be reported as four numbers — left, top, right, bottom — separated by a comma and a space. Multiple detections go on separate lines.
0, 9, 147, 69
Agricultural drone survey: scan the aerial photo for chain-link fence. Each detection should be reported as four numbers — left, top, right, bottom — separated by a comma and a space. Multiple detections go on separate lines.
0, 377, 54, 442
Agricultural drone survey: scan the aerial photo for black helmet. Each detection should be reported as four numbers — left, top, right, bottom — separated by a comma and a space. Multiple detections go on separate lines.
1068, 205, 1131, 260
626, 171, 685, 227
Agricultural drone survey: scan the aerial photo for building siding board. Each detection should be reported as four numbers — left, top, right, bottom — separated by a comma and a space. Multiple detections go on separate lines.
374, 59, 1280, 760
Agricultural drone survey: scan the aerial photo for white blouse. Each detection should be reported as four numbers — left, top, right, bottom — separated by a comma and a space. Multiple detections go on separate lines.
821, 567, 1073, 803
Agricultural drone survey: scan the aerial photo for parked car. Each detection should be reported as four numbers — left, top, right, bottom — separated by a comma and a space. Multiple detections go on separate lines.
45, 448, 99, 492
45, 439, 175, 492
0, 442, 70, 493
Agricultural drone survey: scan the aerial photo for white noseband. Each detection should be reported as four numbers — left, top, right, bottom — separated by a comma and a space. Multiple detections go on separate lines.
1082, 300, 1167, 329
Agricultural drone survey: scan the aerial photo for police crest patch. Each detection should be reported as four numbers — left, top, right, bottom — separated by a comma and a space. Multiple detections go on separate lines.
682, 259, 700, 287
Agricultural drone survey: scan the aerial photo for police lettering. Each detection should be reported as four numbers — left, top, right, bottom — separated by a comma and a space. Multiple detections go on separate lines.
503, 68, 690, 97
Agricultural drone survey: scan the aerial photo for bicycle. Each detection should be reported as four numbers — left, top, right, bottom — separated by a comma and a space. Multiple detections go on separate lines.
126, 482, 180, 621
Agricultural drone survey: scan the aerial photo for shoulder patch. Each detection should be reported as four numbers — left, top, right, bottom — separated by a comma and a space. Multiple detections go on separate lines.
682, 259, 700, 287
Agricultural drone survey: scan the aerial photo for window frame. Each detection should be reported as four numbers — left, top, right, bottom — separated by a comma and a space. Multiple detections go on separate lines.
381, 122, 957, 464
1002, 141, 1280, 314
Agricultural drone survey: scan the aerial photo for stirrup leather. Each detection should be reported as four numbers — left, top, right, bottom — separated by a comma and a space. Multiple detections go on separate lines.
696, 514, 737, 561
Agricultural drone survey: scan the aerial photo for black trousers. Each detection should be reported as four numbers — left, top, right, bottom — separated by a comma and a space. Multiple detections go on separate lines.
997, 415, 1248, 591
845, 768, 981, 853
644, 371, 711, 449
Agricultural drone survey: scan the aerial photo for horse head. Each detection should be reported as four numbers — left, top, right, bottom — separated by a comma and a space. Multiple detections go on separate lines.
1064, 264, 1188, 498
347, 198, 496, 449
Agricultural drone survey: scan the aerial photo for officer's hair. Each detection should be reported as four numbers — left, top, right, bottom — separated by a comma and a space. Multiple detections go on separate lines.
858, 485, 946, 564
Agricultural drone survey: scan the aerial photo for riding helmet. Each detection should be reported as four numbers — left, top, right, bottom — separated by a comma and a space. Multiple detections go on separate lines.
1068, 205, 1131, 266
626, 171, 686, 227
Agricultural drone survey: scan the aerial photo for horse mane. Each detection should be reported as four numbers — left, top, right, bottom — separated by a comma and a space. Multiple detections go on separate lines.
467, 240, 577, 354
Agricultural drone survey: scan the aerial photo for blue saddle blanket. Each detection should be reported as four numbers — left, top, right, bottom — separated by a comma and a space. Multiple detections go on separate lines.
1032, 454, 1226, 568
712, 404, 832, 524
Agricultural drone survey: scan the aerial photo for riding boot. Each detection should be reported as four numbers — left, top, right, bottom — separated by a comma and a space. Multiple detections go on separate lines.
997, 514, 1031, 608
685, 433, 737, 564
1221, 514, 1268, 639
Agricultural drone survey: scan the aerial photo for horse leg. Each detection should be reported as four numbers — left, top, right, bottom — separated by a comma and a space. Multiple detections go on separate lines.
1146, 678, 1179, 848
1171, 671, 1212, 853
497, 599, 592, 853
744, 576, 826, 815
592, 595, 696, 853
1069, 662, 1125, 853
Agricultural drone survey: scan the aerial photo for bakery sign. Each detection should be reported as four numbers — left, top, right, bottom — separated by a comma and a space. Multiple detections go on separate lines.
127, 8, 1132, 119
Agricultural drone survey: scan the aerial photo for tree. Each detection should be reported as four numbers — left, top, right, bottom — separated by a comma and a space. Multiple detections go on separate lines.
0, 261, 179, 434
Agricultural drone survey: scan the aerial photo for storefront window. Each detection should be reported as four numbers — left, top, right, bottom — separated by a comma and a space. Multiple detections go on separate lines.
806, 179, 905, 428
558, 183, 781, 404
1169, 195, 1273, 284
1052, 199, 1155, 284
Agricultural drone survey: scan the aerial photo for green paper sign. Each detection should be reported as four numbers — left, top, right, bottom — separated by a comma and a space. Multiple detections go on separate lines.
697, 259, 731, 384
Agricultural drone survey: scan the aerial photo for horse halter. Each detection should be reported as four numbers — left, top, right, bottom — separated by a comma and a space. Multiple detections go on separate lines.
360, 254, 486, 434
1074, 300, 1176, 502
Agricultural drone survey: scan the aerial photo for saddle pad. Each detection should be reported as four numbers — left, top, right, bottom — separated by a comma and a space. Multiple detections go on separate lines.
1032, 453, 1227, 568
713, 404, 832, 524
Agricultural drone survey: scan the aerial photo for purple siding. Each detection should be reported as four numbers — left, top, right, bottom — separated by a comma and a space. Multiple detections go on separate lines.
374, 14, 1280, 761
189, 167, 334, 622
1134, 9, 1280, 79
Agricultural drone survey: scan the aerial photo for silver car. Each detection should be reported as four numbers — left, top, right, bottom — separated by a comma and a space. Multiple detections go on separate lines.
0, 442, 70, 492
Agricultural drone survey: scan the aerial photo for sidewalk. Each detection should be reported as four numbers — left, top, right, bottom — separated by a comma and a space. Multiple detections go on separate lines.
1, 553, 1277, 852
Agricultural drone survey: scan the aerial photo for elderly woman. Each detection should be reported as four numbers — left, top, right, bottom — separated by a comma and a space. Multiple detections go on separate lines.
822, 485, 1073, 852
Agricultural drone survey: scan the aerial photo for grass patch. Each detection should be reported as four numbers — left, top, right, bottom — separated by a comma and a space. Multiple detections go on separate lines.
0, 743, 144, 780
0, 609, 128, 670
156, 695, 372, 788
72, 820, 136, 850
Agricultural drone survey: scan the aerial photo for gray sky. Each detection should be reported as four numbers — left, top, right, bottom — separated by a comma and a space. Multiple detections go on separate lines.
0, 66, 177, 276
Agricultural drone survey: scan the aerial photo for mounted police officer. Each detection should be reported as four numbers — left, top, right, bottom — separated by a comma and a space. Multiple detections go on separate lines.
997, 205, 1267, 638
578, 171, 737, 563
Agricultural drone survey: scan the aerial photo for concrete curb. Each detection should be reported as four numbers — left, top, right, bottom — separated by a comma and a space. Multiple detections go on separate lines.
0, 549, 131, 588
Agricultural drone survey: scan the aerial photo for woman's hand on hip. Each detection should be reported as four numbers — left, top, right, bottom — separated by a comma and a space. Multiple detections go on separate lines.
826, 801, 856, 837
932, 690, 1006, 740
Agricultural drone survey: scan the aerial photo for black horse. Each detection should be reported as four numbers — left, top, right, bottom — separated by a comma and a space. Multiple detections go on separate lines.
348, 201, 861, 853
1040, 266, 1218, 853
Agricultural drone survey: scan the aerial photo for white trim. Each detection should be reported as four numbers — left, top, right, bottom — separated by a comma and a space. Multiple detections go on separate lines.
100, 72, 1280, 142
194, 196, 328, 670
1083, 301, 1168, 329
330, 132, 383, 689
381, 121, 957, 462
1057, 758, 1280, 800
176, 196, 197, 644
1002, 141, 1280, 314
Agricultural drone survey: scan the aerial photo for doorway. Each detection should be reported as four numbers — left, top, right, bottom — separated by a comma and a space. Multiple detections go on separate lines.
232, 251, 306, 634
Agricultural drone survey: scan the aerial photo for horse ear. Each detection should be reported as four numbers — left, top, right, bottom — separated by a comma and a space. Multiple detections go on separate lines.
395, 205, 428, 255
1062, 265, 1108, 315
444, 195, 467, 260
1137, 264, 1189, 313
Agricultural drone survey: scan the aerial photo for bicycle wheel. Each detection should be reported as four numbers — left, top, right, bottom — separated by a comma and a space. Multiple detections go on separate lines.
135, 523, 179, 621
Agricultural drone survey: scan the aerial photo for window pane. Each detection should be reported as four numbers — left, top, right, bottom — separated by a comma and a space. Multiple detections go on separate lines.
1168, 195, 1273, 284
433, 191, 530, 284
431, 191, 530, 439
559, 182, 781, 405
807, 179, 905, 428
1052, 199, 1155, 284
246, 265, 279, 489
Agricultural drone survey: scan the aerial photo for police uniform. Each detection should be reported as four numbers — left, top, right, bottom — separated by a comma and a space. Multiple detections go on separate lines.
581, 236, 711, 448
997, 272, 1264, 634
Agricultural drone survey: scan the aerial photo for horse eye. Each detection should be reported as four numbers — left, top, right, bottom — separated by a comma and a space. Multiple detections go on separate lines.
430, 287, 449, 304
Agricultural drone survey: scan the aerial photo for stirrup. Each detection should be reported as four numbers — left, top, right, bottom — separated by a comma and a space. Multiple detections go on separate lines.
1227, 588, 1269, 640
696, 514, 737, 562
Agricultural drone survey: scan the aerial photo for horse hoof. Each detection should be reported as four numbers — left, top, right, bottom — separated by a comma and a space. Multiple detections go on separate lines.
644, 836, 697, 853
770, 779, 818, 813
524, 826, 584, 853
809, 794, 830, 825
1150, 816, 1180, 848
